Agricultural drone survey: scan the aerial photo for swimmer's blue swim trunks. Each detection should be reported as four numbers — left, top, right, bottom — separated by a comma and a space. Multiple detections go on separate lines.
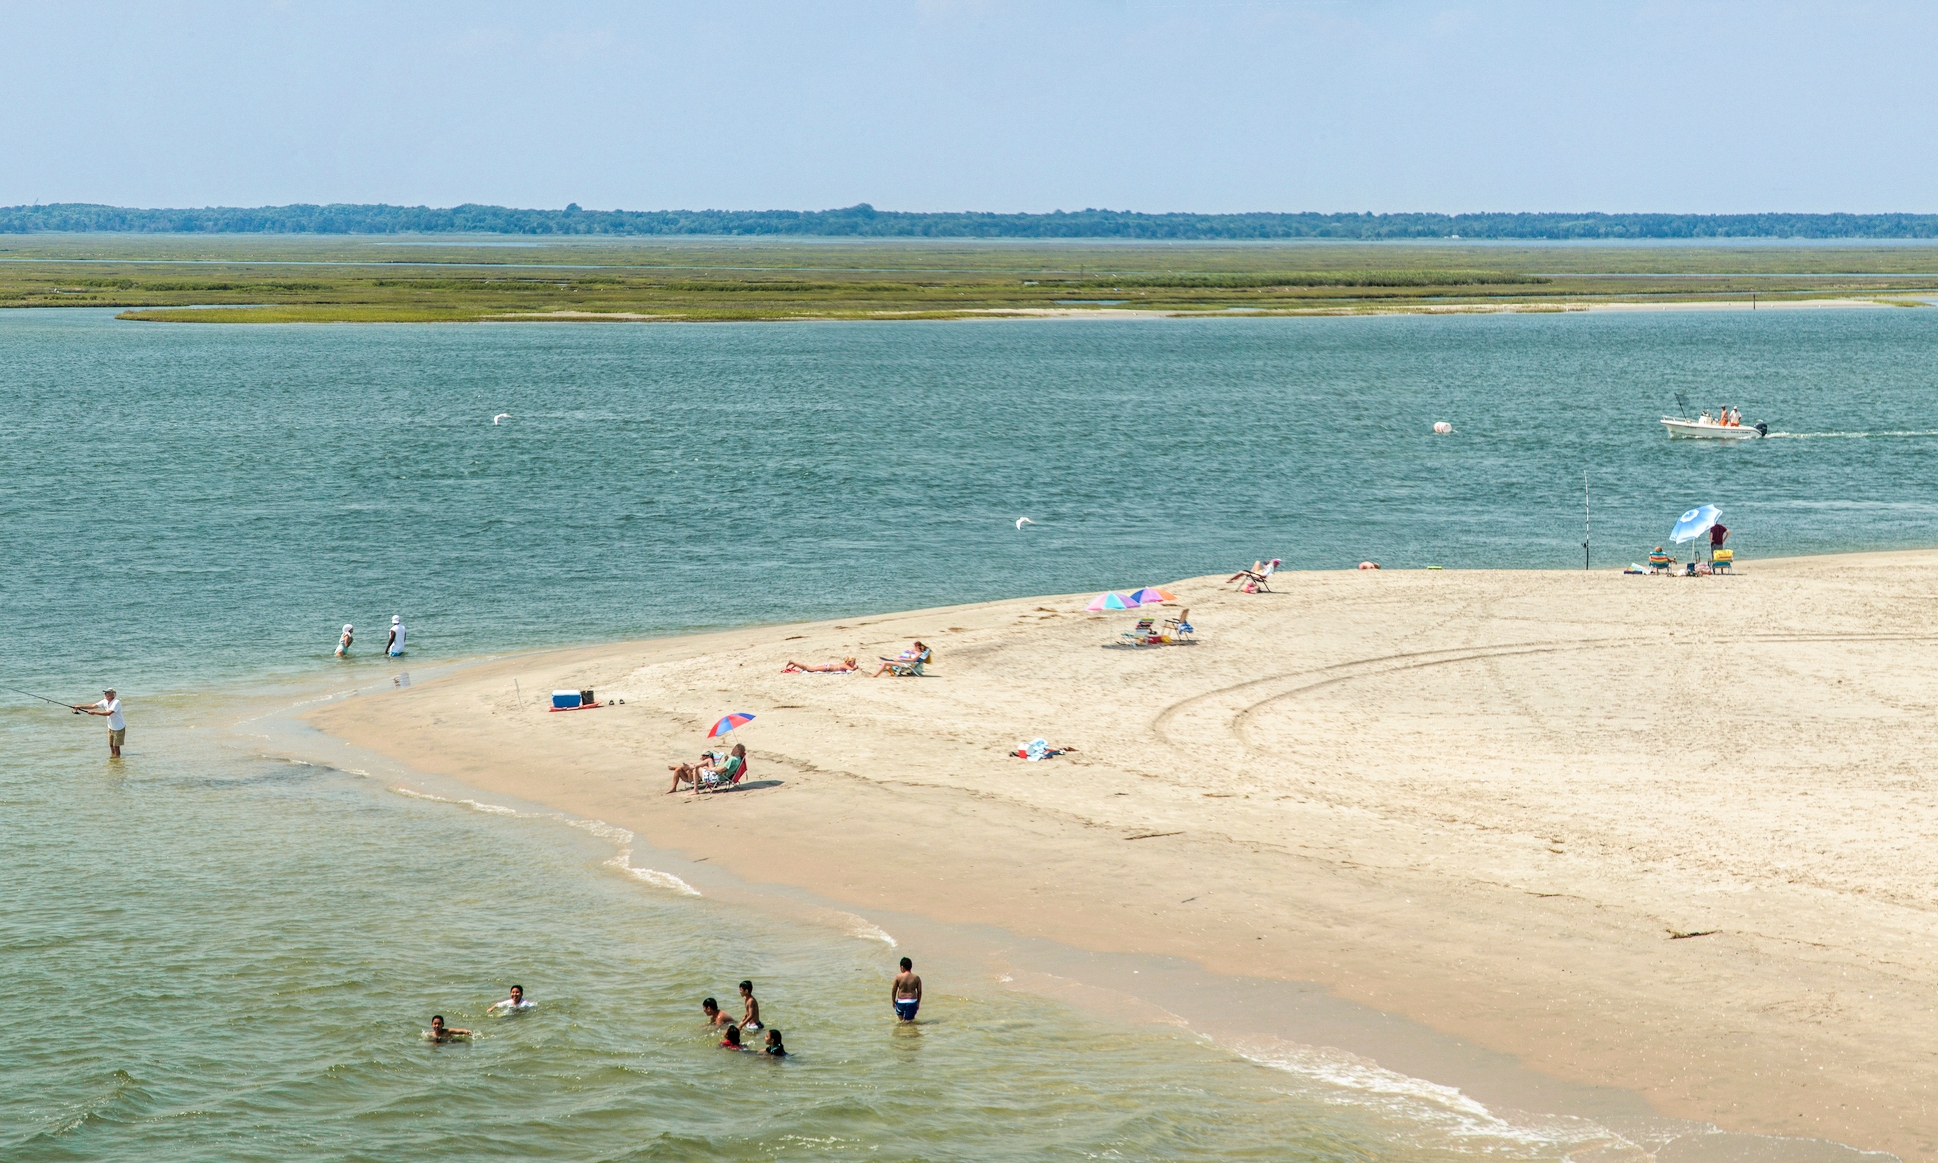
894, 999, 919, 1021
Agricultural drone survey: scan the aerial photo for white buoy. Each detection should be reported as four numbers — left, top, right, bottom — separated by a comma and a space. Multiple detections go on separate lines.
493, 413, 511, 425
1015, 517, 1035, 530
1433, 421, 1453, 434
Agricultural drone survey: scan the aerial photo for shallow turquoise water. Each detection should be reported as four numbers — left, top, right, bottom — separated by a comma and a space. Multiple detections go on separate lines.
10, 307, 1938, 692
7, 307, 1933, 1160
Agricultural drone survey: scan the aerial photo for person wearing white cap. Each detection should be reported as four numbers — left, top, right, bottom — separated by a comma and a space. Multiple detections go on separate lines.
77, 688, 125, 758
335, 623, 354, 657
386, 615, 407, 657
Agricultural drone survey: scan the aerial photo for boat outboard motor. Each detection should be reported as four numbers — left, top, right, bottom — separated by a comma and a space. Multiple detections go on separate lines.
1754, 421, 1769, 436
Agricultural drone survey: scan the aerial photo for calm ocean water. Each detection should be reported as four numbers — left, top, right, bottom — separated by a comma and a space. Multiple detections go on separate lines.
7, 306, 1935, 1160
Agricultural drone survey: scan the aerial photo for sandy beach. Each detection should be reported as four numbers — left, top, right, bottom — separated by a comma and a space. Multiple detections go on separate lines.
306, 552, 1938, 1159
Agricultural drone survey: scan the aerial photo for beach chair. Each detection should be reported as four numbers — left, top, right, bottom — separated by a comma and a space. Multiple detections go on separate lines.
1712, 548, 1734, 574
885, 648, 931, 677
1120, 618, 1157, 644
1235, 560, 1279, 592
1163, 616, 1195, 642
699, 755, 747, 793
1647, 551, 1675, 574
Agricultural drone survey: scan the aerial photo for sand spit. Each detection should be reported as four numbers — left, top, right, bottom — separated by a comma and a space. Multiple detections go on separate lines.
308, 553, 1938, 1159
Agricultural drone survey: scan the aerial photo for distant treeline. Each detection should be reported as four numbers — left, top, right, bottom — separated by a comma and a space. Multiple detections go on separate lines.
8, 202, 1938, 240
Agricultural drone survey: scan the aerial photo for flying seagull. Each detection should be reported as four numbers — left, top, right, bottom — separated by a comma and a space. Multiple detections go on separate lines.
492, 413, 511, 425
1015, 517, 1035, 530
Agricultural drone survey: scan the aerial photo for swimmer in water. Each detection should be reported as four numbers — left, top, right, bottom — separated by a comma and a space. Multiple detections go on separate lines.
427, 1015, 472, 1042
738, 980, 762, 1031
487, 984, 533, 1014
335, 623, 354, 657
763, 1028, 787, 1057
892, 956, 922, 1022
720, 1024, 744, 1050
701, 997, 733, 1027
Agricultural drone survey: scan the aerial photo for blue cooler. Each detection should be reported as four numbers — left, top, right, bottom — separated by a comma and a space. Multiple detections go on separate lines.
551, 690, 583, 709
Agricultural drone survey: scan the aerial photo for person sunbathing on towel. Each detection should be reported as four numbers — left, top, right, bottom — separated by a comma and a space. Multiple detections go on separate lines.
782, 657, 858, 673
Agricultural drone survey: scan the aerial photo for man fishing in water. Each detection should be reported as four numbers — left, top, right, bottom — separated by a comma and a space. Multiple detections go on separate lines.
76, 688, 126, 758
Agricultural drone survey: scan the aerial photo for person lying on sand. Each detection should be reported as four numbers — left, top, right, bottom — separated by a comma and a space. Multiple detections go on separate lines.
427, 1015, 472, 1042
782, 657, 858, 673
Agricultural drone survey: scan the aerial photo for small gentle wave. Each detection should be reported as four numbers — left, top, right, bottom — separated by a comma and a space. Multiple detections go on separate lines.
391, 786, 520, 816
832, 912, 898, 946
389, 786, 701, 895
1232, 1039, 1646, 1158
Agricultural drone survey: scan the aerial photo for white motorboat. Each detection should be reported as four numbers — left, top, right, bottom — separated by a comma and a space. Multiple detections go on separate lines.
1661, 414, 1767, 440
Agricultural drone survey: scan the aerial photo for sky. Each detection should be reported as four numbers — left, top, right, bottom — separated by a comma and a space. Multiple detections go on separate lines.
5, 0, 1936, 215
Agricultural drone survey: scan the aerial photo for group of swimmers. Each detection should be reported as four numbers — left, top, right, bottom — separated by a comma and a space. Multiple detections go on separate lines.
702, 980, 787, 1056
697, 957, 923, 1056
334, 615, 408, 658
426, 983, 535, 1041
427, 958, 922, 1056
1700, 405, 1746, 427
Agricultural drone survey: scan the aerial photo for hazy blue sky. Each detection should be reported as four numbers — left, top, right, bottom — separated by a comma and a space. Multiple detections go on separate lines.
5, 1, 1935, 214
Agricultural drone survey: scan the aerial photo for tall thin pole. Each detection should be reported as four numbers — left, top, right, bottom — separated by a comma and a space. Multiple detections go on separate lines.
1582, 470, 1590, 570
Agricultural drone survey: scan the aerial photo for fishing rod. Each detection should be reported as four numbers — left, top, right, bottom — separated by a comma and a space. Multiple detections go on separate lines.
1, 684, 82, 712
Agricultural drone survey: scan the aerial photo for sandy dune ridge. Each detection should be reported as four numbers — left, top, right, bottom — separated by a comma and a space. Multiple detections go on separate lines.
308, 552, 1938, 1159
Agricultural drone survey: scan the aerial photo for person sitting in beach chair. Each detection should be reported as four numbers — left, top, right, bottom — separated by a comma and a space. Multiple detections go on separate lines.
698, 744, 749, 793
1227, 558, 1280, 592
667, 745, 742, 794
666, 754, 713, 793
782, 657, 859, 673
1120, 618, 1157, 644
1647, 546, 1675, 574
872, 643, 930, 677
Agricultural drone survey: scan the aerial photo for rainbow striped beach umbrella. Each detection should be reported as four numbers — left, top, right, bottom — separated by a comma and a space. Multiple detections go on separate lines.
707, 712, 756, 738
1128, 587, 1177, 605
1086, 591, 1139, 611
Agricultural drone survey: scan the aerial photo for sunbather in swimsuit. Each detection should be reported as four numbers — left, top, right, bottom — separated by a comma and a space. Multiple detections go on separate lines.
783, 657, 858, 673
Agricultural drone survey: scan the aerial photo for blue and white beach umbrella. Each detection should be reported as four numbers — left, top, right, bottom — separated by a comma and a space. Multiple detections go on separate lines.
1670, 504, 1722, 544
